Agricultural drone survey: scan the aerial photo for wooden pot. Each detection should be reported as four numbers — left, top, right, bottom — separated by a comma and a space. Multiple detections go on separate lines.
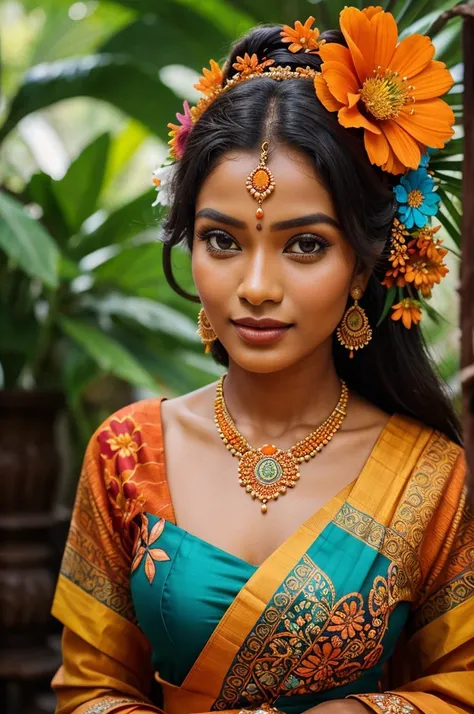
0, 390, 65, 712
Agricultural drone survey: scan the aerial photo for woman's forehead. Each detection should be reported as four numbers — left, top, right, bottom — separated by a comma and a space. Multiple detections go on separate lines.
196, 147, 336, 218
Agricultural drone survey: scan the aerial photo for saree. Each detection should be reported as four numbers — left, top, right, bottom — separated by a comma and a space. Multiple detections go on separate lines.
51, 398, 474, 714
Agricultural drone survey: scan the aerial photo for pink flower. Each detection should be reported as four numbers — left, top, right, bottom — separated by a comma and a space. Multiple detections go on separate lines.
167, 100, 194, 159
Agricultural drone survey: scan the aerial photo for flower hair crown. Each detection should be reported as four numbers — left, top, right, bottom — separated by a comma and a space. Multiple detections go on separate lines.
153, 6, 457, 330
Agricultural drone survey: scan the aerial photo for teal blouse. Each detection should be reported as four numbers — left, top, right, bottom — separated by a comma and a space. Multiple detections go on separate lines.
130, 514, 410, 714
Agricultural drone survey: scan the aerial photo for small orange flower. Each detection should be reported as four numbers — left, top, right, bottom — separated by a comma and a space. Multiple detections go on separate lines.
295, 642, 342, 680
193, 59, 224, 96
381, 218, 410, 288
391, 298, 423, 328
404, 250, 449, 297
328, 600, 365, 640
411, 224, 445, 260
314, 7, 455, 174
280, 16, 325, 54
131, 514, 170, 584
232, 53, 274, 76
391, 217, 410, 245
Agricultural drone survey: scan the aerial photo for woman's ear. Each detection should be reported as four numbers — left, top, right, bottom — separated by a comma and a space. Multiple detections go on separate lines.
351, 260, 374, 294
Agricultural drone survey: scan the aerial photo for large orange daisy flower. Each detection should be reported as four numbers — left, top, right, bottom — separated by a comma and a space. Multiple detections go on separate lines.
314, 7, 455, 174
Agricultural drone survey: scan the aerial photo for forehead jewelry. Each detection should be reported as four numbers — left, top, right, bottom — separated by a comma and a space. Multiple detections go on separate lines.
246, 141, 275, 224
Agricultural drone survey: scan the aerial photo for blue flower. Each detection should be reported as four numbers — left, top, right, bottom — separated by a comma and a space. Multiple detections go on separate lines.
419, 148, 437, 168
394, 168, 440, 229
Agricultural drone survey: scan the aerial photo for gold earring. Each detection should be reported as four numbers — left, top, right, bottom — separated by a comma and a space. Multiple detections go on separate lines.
197, 308, 217, 353
336, 287, 372, 359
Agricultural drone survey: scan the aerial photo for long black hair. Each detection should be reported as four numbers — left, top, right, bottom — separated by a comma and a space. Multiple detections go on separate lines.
161, 24, 461, 445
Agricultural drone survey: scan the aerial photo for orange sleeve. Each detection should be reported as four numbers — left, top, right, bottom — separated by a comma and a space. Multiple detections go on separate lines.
51, 408, 165, 714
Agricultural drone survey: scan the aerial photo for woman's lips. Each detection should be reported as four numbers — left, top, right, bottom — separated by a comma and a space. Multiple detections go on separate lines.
232, 322, 293, 345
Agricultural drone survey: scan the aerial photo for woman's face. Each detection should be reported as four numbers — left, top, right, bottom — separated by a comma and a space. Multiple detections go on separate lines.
192, 145, 363, 374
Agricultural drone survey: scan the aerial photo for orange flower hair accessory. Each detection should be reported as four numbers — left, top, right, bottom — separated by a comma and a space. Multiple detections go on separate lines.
232, 53, 275, 76
193, 58, 224, 96
391, 298, 423, 329
314, 6, 455, 174
280, 16, 325, 54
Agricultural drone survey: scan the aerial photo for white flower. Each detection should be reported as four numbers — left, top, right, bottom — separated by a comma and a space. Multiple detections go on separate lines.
151, 163, 176, 207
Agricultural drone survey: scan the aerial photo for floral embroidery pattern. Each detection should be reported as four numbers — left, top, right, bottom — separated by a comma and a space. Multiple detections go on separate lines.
83, 697, 141, 714
98, 416, 143, 472
353, 693, 415, 714
213, 556, 392, 710
327, 600, 365, 640
98, 416, 145, 539
132, 514, 170, 584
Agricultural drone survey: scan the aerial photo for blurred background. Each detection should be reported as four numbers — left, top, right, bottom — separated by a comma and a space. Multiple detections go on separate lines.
0, 0, 467, 712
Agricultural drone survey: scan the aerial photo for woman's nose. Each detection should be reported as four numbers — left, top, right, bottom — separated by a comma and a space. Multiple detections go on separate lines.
236, 251, 284, 306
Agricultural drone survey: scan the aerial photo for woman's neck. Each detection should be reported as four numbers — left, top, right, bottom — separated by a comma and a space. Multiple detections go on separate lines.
223, 353, 344, 445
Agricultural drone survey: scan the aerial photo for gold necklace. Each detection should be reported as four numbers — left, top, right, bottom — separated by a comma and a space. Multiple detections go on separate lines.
214, 376, 349, 513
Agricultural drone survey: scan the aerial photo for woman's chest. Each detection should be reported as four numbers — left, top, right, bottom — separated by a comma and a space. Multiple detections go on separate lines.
130, 512, 410, 702
161, 422, 381, 567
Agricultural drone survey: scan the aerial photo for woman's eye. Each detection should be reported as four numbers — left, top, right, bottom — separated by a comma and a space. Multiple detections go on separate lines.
209, 233, 239, 251
286, 236, 326, 255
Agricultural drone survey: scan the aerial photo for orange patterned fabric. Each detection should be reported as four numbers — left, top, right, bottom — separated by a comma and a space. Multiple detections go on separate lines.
51, 399, 473, 714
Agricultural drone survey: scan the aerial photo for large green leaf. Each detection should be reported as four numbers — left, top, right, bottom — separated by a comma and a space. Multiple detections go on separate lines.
0, 191, 60, 287
91, 240, 196, 308
24, 171, 70, 245
111, 0, 253, 37
0, 54, 180, 144
53, 133, 110, 234
86, 293, 199, 343
71, 188, 159, 258
60, 317, 159, 392
100, 6, 230, 70
102, 120, 149, 193
29, 3, 135, 65
109, 321, 219, 394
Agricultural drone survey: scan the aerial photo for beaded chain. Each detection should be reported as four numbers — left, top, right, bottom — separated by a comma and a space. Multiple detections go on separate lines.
214, 375, 349, 513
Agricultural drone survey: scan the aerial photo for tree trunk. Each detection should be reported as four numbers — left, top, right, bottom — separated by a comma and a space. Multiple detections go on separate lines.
461, 15, 474, 504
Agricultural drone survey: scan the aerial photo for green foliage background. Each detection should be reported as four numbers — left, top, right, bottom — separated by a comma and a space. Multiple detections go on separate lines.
0, 0, 464, 447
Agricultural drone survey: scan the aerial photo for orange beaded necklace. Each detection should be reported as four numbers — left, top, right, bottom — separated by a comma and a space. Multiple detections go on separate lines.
214, 375, 349, 513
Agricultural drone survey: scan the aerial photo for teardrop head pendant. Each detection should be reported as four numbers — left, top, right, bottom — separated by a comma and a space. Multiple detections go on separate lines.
246, 141, 275, 222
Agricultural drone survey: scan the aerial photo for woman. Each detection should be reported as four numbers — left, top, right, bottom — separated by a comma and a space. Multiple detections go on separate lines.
51, 8, 473, 714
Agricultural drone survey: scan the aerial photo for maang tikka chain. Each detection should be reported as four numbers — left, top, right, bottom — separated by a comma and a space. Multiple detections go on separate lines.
246, 141, 275, 225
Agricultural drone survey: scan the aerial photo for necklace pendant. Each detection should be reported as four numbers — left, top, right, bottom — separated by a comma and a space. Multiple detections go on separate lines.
238, 444, 300, 513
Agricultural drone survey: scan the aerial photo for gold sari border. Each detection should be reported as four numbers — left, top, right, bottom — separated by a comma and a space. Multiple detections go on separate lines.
407, 593, 474, 674
178, 414, 433, 703
52, 574, 151, 667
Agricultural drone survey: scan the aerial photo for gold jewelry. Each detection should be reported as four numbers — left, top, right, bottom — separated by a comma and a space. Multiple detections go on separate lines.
336, 286, 372, 359
215, 376, 348, 514
246, 141, 275, 221
197, 308, 217, 353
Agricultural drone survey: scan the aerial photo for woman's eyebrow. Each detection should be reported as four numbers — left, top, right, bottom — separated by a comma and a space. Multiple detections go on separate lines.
195, 209, 341, 231
195, 209, 246, 228
270, 213, 341, 231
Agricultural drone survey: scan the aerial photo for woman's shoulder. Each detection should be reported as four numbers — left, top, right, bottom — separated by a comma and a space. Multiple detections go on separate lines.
89, 382, 215, 444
